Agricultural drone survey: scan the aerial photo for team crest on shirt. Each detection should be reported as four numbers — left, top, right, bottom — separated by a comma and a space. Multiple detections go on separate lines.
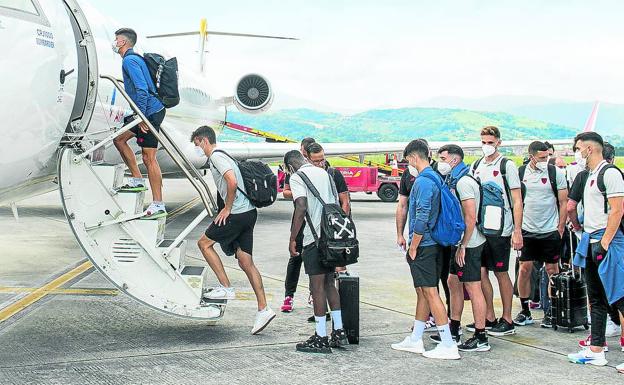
590, 180, 595, 187
493, 170, 500, 177
541, 178, 548, 184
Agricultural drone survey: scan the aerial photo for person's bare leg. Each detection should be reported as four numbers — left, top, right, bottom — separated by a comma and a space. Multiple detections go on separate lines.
415, 287, 431, 321
197, 235, 230, 287
494, 271, 514, 323
481, 267, 496, 321
465, 282, 487, 329
448, 274, 464, 322
325, 273, 341, 311
142, 148, 163, 202
236, 248, 267, 311
310, 274, 328, 317
422, 286, 449, 326
517, 261, 533, 299
113, 131, 142, 178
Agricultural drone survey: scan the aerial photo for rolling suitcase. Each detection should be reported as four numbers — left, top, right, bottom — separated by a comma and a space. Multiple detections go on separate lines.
337, 272, 359, 344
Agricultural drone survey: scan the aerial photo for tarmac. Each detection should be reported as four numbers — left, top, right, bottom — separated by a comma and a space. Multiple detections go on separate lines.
0, 179, 622, 385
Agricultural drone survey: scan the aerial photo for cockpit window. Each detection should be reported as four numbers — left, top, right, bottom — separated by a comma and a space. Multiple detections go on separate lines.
0, 0, 49, 26
0, 0, 38, 15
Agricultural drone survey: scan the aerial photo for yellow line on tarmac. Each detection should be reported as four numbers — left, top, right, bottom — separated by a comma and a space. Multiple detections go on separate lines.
0, 287, 118, 296
0, 261, 93, 322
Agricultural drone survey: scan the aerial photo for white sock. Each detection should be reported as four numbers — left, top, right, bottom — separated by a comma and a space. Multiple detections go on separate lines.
315, 316, 327, 337
411, 320, 426, 341
331, 310, 343, 330
129, 177, 143, 187
437, 324, 454, 347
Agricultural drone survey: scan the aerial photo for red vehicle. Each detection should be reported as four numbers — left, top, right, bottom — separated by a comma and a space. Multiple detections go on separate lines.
335, 166, 401, 202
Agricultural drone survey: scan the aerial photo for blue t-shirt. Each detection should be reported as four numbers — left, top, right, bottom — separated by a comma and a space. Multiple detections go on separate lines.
408, 166, 441, 247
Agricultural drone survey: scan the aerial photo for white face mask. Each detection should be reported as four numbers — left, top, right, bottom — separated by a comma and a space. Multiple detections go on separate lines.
194, 146, 205, 157
408, 165, 419, 177
112, 40, 121, 54
535, 161, 548, 171
482, 144, 496, 157
437, 161, 452, 176
574, 150, 586, 168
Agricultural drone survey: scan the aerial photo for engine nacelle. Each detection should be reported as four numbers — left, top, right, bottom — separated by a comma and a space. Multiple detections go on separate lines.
233, 74, 273, 114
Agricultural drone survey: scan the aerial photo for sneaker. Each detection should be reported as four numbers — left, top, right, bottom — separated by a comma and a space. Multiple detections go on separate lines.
330, 328, 349, 348
391, 336, 425, 354
307, 313, 331, 323
458, 335, 491, 352
488, 319, 516, 336
203, 285, 236, 300
606, 319, 620, 337
578, 335, 608, 352
621, 337, 624, 352
540, 314, 553, 328
306, 293, 314, 308
251, 307, 276, 335
280, 296, 294, 313
617, 362, 624, 374
513, 311, 534, 326
423, 343, 461, 360
296, 334, 332, 354
429, 327, 462, 344
466, 318, 497, 332
117, 178, 147, 192
567, 348, 608, 366
142, 202, 167, 219
424, 316, 437, 332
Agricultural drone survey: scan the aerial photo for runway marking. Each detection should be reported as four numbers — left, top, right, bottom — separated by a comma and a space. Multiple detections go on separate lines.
0, 287, 118, 296
0, 261, 93, 323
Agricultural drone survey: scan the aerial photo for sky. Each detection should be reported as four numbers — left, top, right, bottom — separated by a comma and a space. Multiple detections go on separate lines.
92, 0, 624, 111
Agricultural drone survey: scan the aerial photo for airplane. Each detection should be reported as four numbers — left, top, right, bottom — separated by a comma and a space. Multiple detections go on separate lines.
0, 0, 573, 323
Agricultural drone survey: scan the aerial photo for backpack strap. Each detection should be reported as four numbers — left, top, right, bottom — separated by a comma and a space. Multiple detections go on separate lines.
576, 170, 590, 205
209, 150, 251, 203
518, 164, 526, 181
471, 158, 483, 175
295, 170, 333, 246
456, 173, 482, 225
547, 164, 559, 200
122, 52, 159, 96
596, 164, 623, 214
499, 157, 515, 224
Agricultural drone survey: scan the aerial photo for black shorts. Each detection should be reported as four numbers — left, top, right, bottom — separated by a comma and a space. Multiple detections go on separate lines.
450, 244, 485, 282
406, 245, 443, 288
302, 244, 333, 276
128, 108, 166, 149
482, 235, 511, 272
205, 209, 257, 256
520, 230, 562, 264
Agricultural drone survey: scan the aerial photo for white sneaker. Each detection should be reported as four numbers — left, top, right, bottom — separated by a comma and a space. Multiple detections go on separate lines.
567, 348, 608, 366
204, 285, 236, 300
251, 307, 276, 335
605, 319, 620, 337
391, 336, 425, 354
423, 343, 461, 360
143, 202, 167, 219
617, 362, 624, 374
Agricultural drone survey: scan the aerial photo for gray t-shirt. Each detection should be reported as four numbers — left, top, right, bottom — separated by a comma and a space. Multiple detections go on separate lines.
522, 165, 567, 234
455, 175, 486, 248
209, 151, 255, 214
290, 164, 338, 246
471, 155, 521, 236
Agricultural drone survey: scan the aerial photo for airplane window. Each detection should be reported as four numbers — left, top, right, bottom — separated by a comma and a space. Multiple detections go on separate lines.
0, 0, 38, 15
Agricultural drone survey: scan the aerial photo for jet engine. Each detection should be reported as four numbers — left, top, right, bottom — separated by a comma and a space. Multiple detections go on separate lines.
233, 74, 273, 114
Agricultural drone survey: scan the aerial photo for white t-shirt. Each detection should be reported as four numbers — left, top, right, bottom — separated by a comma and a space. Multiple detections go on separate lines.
471, 155, 522, 236
567, 162, 584, 186
583, 161, 624, 235
290, 164, 338, 246
209, 151, 255, 214
455, 175, 486, 248
522, 165, 567, 234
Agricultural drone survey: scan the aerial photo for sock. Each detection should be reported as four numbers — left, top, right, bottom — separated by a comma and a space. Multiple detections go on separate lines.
450, 319, 461, 337
520, 298, 530, 314
315, 316, 327, 337
129, 177, 142, 187
153, 201, 164, 207
411, 320, 426, 341
437, 324, 455, 348
475, 328, 487, 342
331, 310, 343, 330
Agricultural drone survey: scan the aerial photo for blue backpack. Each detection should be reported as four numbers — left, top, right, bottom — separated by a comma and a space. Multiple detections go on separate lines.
421, 173, 466, 247
477, 181, 505, 236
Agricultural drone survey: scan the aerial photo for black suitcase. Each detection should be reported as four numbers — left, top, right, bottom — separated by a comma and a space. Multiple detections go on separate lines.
549, 268, 589, 333
337, 272, 359, 344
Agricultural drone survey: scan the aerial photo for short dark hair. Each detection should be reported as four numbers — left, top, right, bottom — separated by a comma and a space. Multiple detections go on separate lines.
603, 142, 616, 162
574, 131, 604, 149
528, 141, 549, 155
544, 141, 555, 151
115, 28, 137, 46
306, 142, 324, 155
480, 126, 501, 139
437, 144, 464, 160
190, 125, 216, 144
301, 137, 316, 148
284, 150, 305, 167
403, 139, 429, 161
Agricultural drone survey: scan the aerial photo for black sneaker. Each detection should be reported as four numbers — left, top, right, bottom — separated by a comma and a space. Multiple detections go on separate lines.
513, 311, 534, 326
296, 334, 332, 354
458, 335, 491, 352
540, 314, 553, 328
429, 332, 461, 345
488, 319, 516, 336
330, 329, 349, 348
466, 318, 498, 332
307, 313, 332, 323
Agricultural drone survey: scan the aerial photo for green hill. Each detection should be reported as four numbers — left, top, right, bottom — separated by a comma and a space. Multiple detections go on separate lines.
222, 107, 577, 143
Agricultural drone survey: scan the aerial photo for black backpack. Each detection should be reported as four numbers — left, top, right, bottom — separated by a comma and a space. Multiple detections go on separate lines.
296, 171, 359, 268
579, 164, 624, 232
518, 163, 559, 206
127, 52, 180, 108
211, 150, 277, 208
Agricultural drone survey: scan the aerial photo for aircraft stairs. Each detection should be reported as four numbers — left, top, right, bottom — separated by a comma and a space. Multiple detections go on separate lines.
57, 75, 226, 321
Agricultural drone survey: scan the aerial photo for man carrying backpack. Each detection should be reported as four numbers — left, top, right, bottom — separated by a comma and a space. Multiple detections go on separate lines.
284, 150, 349, 353
470, 126, 523, 336
192, 126, 276, 335
111, 28, 167, 218
513, 141, 568, 328
391, 140, 460, 360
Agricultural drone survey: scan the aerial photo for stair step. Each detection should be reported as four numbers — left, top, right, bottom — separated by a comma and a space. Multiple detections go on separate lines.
157, 239, 187, 270
92, 164, 125, 190
180, 265, 206, 299
116, 190, 145, 216
130, 216, 166, 246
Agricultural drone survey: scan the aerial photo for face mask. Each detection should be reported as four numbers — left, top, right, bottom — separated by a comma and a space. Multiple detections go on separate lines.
112, 40, 121, 54
574, 150, 586, 168
194, 146, 205, 157
535, 161, 548, 171
482, 144, 496, 157
437, 161, 452, 176
408, 165, 419, 177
